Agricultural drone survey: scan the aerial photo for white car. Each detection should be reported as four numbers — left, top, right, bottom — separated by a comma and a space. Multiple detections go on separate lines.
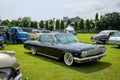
109, 32, 120, 47
30, 29, 50, 40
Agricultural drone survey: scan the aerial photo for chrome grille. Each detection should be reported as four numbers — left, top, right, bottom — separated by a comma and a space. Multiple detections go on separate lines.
87, 48, 103, 56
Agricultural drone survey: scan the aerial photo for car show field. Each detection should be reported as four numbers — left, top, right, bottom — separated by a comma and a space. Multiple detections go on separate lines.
1, 33, 120, 80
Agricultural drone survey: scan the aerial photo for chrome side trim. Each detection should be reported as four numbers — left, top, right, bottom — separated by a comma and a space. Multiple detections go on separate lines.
74, 53, 106, 61
14, 73, 22, 80
37, 52, 59, 60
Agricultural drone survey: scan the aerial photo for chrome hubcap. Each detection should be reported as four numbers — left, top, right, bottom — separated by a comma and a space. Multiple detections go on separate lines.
64, 52, 73, 66
31, 47, 36, 55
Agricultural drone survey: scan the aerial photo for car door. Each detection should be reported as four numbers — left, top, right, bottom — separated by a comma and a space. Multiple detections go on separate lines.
37, 34, 62, 58
115, 33, 120, 43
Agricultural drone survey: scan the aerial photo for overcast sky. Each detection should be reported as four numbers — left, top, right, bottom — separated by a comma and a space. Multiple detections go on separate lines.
0, 0, 120, 21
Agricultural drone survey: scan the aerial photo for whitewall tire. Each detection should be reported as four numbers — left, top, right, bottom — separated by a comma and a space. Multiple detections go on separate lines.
64, 52, 74, 66
31, 47, 37, 55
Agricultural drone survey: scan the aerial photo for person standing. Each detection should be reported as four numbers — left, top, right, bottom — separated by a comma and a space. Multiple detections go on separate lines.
12, 29, 17, 43
5, 28, 9, 45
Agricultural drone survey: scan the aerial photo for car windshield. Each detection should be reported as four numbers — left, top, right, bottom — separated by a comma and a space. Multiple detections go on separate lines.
18, 28, 23, 32
55, 34, 78, 43
112, 33, 120, 37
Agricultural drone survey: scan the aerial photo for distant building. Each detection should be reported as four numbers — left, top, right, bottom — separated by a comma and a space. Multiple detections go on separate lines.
63, 17, 68, 22
71, 16, 80, 22
63, 16, 81, 22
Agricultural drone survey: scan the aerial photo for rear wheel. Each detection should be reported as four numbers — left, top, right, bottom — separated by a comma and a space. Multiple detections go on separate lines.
64, 52, 74, 66
31, 47, 37, 55
103, 40, 108, 44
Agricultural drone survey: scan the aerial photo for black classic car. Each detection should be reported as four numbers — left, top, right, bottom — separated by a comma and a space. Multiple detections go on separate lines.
91, 30, 119, 44
24, 33, 106, 66
0, 51, 22, 80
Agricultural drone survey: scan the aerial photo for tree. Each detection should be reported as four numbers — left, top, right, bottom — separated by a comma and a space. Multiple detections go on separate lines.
17, 17, 31, 27
39, 20, 44, 29
96, 12, 120, 31
95, 13, 99, 21
11, 20, 18, 27
23, 17, 31, 27
74, 21, 78, 31
49, 20, 53, 31
18, 17, 23, 27
90, 20, 95, 31
95, 20, 102, 31
67, 19, 71, 26
1, 19, 11, 27
31, 21, 37, 28
79, 19, 84, 32
60, 20, 64, 30
56, 19, 60, 30
45, 21, 49, 30
85, 19, 91, 32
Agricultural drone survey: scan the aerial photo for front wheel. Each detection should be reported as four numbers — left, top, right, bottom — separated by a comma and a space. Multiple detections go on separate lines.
31, 47, 37, 55
64, 52, 74, 66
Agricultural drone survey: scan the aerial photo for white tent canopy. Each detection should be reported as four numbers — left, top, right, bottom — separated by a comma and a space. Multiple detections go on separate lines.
65, 25, 74, 31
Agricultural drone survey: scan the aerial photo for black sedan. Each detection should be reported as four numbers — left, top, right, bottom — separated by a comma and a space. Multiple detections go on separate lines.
91, 30, 119, 44
24, 33, 106, 66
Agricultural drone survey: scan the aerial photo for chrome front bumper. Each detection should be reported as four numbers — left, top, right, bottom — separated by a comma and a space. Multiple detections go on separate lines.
74, 53, 106, 63
14, 73, 22, 80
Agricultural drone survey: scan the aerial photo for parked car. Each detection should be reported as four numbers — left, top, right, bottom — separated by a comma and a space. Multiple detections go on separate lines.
0, 26, 8, 31
0, 32, 4, 49
108, 32, 120, 47
0, 37, 4, 49
0, 26, 30, 43
22, 27, 32, 33
91, 30, 119, 44
30, 29, 50, 40
66, 30, 77, 35
0, 51, 22, 80
24, 33, 106, 66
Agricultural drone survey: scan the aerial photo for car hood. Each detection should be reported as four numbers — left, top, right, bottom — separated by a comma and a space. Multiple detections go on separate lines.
0, 53, 20, 70
58, 42, 104, 51
19, 32, 30, 35
93, 35, 106, 38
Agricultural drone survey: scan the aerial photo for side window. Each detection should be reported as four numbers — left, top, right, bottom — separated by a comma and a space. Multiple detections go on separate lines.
39, 35, 55, 42
109, 32, 115, 37
10, 29, 17, 34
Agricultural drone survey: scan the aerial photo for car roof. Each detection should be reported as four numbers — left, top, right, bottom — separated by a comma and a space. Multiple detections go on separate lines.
11, 27, 21, 29
39, 32, 72, 36
101, 30, 119, 33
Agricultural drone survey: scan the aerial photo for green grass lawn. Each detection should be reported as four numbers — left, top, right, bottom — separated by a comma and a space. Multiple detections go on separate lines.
1, 33, 120, 80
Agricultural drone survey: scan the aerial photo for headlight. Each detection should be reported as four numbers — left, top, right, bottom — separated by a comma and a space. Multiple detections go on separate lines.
0, 68, 13, 80
81, 51, 88, 57
102, 48, 106, 53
